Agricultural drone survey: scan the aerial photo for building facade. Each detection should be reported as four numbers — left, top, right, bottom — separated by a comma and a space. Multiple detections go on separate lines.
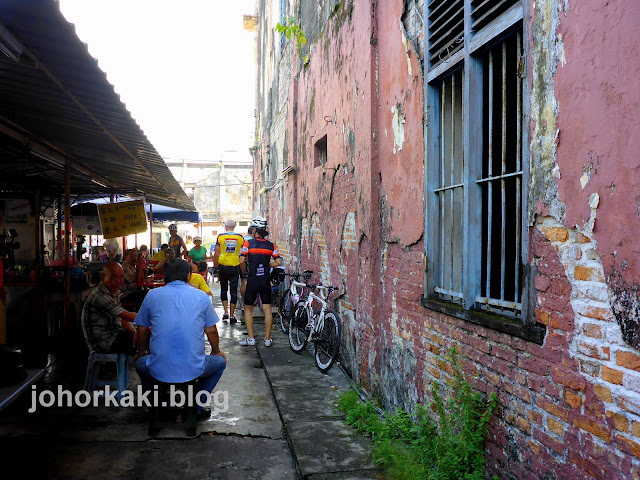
254, 0, 640, 478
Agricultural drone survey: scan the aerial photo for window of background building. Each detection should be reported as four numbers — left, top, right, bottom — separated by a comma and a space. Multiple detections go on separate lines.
423, 0, 529, 323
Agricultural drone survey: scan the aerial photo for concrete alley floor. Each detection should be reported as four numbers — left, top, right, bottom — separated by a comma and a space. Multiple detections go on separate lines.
0, 281, 379, 479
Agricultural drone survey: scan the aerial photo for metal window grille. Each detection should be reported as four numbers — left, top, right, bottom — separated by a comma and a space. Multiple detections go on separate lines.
433, 68, 465, 303
476, 30, 523, 315
425, 0, 526, 319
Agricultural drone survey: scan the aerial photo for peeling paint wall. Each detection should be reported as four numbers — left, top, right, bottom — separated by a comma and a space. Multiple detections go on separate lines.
553, 1, 640, 352
254, 0, 640, 478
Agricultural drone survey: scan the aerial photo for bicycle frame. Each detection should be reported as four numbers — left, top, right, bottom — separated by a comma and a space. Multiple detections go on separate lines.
291, 281, 331, 340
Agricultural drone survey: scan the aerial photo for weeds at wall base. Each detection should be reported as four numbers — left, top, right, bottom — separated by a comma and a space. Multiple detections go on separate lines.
338, 348, 498, 480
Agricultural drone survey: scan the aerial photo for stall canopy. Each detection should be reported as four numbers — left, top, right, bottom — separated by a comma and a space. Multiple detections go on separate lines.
71, 201, 201, 224
0, 0, 195, 211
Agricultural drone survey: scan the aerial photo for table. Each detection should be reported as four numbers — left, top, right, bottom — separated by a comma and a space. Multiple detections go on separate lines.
135, 280, 165, 289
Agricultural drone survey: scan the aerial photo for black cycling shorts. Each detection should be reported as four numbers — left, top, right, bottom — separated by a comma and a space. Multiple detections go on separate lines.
218, 265, 240, 303
244, 275, 271, 306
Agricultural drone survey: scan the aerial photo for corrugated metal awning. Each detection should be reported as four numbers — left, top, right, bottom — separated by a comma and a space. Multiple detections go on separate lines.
0, 0, 195, 211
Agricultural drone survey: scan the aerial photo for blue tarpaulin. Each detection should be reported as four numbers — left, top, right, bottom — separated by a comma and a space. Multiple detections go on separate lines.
145, 204, 201, 223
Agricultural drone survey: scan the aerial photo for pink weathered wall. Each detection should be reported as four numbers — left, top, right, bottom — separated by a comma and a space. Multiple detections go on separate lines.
555, 1, 640, 280
257, 0, 640, 478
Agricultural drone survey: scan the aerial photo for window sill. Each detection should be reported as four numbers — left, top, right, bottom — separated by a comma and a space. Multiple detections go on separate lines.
420, 296, 546, 345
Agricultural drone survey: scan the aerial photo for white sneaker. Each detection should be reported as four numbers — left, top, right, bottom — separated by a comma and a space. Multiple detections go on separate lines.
264, 339, 273, 347
239, 338, 255, 346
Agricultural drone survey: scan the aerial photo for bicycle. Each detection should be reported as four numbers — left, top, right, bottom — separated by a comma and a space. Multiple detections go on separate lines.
288, 280, 342, 373
273, 270, 312, 334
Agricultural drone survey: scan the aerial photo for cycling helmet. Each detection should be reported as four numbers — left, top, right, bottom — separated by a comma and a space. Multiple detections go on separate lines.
168, 223, 178, 231
250, 216, 267, 229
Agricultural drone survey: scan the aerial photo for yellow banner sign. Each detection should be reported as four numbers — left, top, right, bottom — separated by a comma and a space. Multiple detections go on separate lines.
97, 200, 148, 239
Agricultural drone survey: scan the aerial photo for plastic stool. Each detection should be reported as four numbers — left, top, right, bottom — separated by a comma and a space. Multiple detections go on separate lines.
84, 352, 130, 399
148, 378, 198, 437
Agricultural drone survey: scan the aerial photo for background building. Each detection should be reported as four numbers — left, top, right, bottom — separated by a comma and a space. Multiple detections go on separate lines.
166, 150, 253, 244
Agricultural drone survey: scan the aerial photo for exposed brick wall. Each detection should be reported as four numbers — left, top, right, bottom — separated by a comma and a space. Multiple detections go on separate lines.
254, 0, 640, 478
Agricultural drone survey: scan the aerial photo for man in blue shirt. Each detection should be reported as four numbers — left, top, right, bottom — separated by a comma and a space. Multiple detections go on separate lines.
134, 258, 227, 416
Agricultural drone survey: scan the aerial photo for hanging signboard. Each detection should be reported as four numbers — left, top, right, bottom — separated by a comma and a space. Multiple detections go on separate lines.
97, 200, 148, 239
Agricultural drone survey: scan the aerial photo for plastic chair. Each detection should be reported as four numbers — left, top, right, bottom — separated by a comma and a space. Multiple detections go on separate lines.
84, 352, 130, 400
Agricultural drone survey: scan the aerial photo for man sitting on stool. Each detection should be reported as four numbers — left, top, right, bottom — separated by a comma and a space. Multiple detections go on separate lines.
134, 258, 227, 418
81, 261, 137, 355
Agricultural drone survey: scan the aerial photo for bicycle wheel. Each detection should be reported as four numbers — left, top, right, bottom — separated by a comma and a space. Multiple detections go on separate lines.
279, 289, 292, 334
314, 309, 341, 373
288, 302, 309, 353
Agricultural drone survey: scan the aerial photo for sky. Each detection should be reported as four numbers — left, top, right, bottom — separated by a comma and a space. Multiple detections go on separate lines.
59, 0, 257, 163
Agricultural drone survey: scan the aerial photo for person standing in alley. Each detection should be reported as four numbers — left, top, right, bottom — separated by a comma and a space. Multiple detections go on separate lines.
212, 219, 244, 323
238, 218, 281, 347
238, 223, 257, 312
168, 224, 188, 259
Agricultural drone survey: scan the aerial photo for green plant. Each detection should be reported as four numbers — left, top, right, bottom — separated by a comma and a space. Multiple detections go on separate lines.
275, 16, 309, 63
338, 348, 498, 480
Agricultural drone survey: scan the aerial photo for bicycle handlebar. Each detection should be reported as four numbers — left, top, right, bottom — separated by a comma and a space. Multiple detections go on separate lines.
290, 279, 338, 299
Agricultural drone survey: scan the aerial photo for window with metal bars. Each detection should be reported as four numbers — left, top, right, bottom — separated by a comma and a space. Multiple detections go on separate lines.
424, 0, 529, 322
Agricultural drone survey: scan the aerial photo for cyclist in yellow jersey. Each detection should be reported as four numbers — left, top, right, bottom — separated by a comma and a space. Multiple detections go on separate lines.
212, 219, 245, 322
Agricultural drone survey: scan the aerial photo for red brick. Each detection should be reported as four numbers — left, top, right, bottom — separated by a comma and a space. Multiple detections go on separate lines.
526, 372, 546, 392
537, 397, 569, 422
535, 276, 551, 292
584, 392, 606, 418
551, 367, 587, 392
544, 378, 562, 399
606, 410, 630, 432
617, 435, 640, 458
504, 381, 531, 403
602, 366, 624, 385
547, 417, 564, 436
584, 306, 613, 322
539, 292, 574, 315
581, 322, 603, 339
533, 428, 565, 454
481, 368, 502, 387
574, 265, 604, 282
571, 414, 612, 442
566, 449, 607, 479
617, 351, 640, 372
617, 394, 640, 415
551, 277, 571, 297
535, 308, 550, 325
577, 341, 610, 361
594, 384, 613, 403
489, 356, 515, 378
505, 412, 531, 434
565, 390, 583, 409
492, 345, 517, 364
549, 311, 574, 330
528, 410, 543, 426
541, 226, 569, 242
